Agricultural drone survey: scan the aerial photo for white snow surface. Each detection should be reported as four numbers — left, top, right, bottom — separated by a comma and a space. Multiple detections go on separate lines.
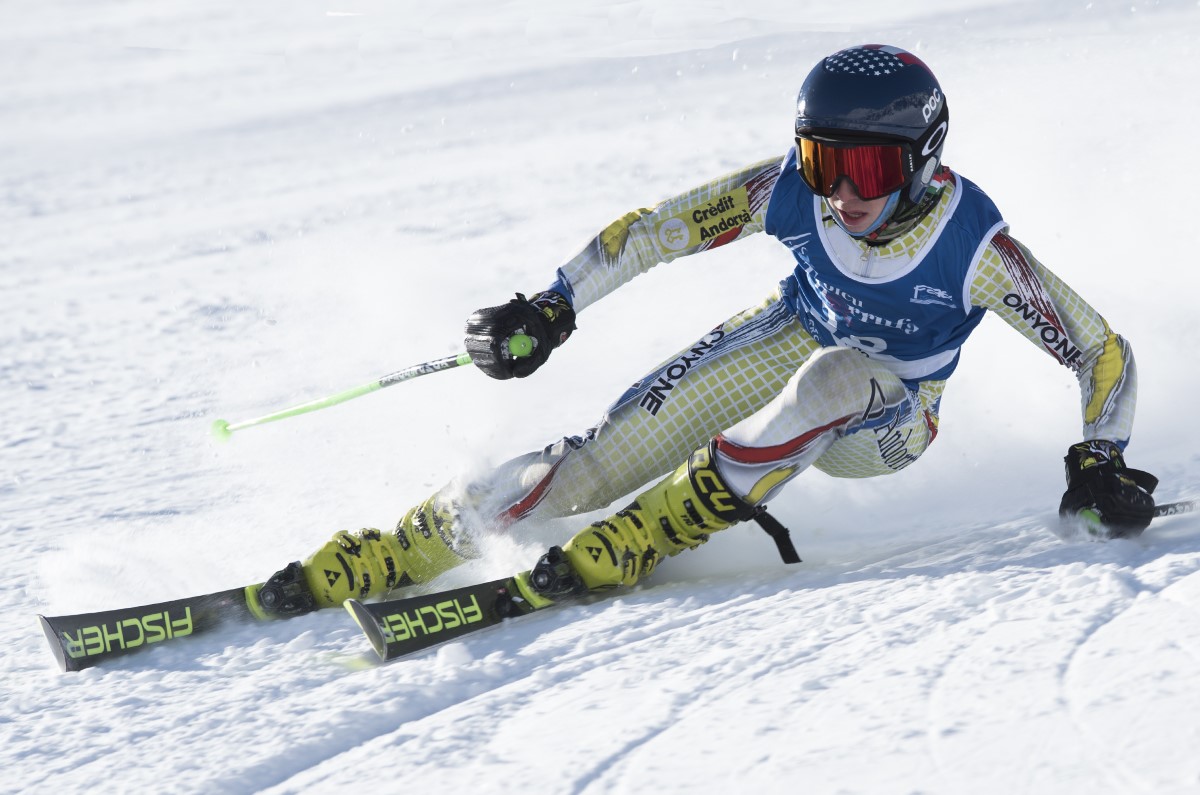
5, 1, 1200, 792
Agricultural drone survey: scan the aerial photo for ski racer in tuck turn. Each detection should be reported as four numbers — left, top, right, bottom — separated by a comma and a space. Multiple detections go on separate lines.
250, 44, 1158, 618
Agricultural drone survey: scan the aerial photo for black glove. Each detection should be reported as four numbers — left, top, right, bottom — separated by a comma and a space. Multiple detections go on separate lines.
1058, 440, 1157, 537
464, 291, 576, 380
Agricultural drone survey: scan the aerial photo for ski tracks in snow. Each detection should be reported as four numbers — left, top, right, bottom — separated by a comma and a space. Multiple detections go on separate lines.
8, 514, 1200, 794
248, 525, 1185, 792
1061, 565, 1200, 794
260, 518, 1200, 794
923, 524, 1200, 795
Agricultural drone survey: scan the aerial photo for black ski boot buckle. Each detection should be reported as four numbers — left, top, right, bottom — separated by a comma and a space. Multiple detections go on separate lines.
256, 561, 318, 618
528, 546, 587, 599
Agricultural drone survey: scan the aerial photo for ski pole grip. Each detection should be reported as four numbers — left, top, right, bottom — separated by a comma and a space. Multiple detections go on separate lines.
507, 333, 534, 358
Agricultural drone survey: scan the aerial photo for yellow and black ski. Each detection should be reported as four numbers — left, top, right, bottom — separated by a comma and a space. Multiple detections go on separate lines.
38, 586, 260, 672
41, 501, 1194, 671
345, 573, 551, 663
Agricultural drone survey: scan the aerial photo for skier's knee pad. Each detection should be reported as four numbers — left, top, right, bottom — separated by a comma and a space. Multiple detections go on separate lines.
786, 347, 906, 409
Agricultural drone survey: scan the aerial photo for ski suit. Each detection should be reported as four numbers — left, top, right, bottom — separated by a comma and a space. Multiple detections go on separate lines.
442, 152, 1136, 534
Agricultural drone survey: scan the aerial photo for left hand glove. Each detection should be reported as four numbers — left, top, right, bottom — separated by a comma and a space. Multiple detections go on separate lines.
1058, 440, 1157, 537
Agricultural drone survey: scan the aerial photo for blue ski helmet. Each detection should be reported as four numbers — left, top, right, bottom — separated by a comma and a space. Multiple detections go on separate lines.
795, 45, 949, 207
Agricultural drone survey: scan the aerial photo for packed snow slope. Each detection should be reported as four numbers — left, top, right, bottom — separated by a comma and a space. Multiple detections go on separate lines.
4, 1, 1200, 792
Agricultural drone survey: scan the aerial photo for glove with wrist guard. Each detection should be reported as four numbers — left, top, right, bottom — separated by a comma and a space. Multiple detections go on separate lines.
464, 291, 576, 380
1058, 439, 1157, 537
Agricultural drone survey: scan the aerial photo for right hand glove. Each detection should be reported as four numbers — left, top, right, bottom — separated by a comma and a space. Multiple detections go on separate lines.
1058, 440, 1157, 537
464, 291, 576, 380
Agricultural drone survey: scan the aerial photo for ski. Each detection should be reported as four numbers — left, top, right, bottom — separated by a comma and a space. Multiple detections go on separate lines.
40, 500, 1194, 672
39, 585, 260, 672
345, 574, 549, 663
1155, 499, 1196, 517
345, 501, 1199, 664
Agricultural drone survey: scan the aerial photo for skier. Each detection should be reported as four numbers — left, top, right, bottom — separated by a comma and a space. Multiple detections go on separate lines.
250, 44, 1157, 618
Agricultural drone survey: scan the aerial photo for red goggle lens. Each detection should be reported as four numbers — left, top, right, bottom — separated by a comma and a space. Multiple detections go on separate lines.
796, 137, 912, 200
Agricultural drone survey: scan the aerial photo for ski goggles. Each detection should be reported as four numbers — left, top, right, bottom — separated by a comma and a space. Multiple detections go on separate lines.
795, 136, 915, 201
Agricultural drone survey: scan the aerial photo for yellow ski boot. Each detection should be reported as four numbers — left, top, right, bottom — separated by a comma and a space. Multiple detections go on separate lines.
520, 441, 759, 603
248, 497, 474, 618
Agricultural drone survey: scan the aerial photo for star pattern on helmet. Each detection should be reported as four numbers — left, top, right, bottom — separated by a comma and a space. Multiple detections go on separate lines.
824, 46, 907, 76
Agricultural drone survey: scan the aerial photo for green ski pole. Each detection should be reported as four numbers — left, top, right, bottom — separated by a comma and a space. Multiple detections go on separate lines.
210, 334, 533, 441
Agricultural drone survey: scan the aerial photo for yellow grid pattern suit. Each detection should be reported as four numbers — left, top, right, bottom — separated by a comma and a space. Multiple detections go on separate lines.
402, 154, 1137, 556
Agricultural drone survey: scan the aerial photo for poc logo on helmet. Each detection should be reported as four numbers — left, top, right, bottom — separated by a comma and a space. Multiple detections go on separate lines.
921, 88, 942, 122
